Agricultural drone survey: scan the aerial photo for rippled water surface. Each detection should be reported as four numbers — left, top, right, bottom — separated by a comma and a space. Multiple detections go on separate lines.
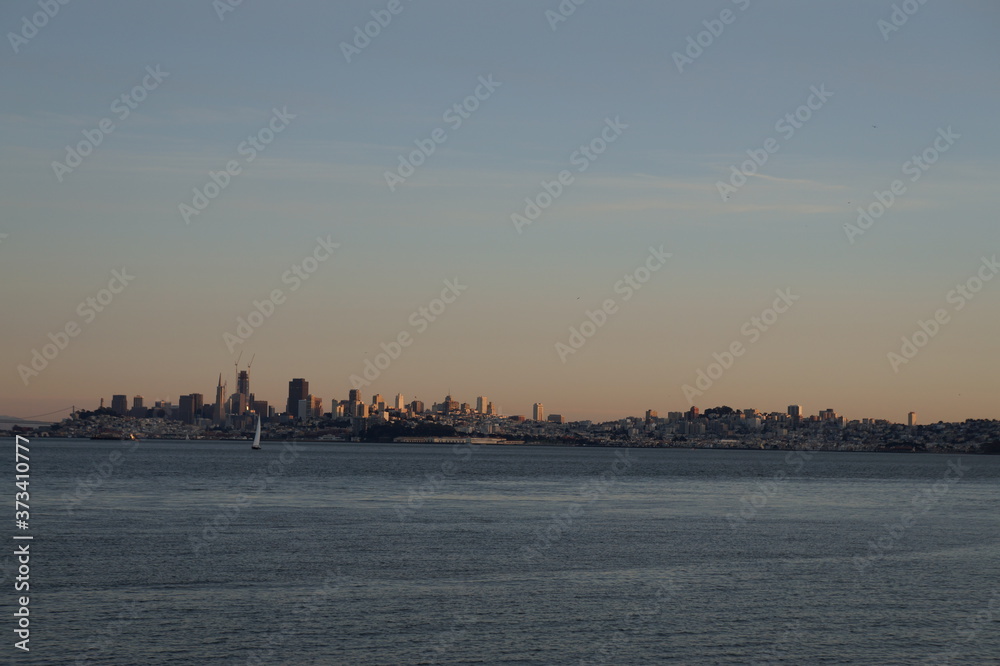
22, 440, 1000, 664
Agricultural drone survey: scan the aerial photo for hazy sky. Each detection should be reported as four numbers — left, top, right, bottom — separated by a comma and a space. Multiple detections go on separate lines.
2, 0, 998, 424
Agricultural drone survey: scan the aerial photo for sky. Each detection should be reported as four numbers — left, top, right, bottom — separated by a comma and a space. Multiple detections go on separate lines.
2, 0, 998, 424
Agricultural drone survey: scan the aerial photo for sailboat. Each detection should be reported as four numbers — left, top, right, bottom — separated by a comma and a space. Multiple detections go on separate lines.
251, 416, 261, 450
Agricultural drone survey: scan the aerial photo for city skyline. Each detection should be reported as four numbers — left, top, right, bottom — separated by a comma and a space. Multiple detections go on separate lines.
7, 367, 946, 427
4, 1, 999, 426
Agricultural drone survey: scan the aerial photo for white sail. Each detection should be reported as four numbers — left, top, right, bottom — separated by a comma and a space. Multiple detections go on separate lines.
251, 416, 261, 449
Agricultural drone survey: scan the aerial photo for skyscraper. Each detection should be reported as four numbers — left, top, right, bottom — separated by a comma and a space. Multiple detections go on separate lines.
533, 403, 544, 421
213, 374, 227, 424
477, 396, 487, 414
395, 393, 405, 410
237, 370, 250, 398
908, 411, 917, 427
179, 394, 196, 424
111, 394, 128, 416
349, 389, 361, 403
130, 395, 145, 417
287, 378, 309, 417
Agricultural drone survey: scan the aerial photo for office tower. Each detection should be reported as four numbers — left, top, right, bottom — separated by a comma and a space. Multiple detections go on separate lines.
477, 396, 487, 414
533, 403, 544, 421
311, 396, 323, 418
252, 400, 268, 421
410, 400, 424, 414
237, 370, 250, 398
111, 394, 128, 416
129, 395, 145, 417
178, 394, 196, 424
214, 374, 227, 424
395, 393, 405, 410
687, 406, 699, 420
189, 393, 204, 423
297, 399, 310, 420
486, 402, 495, 416
287, 378, 309, 417
230, 393, 248, 416
645, 409, 657, 424
819, 408, 836, 421
908, 412, 917, 427
349, 389, 361, 403
788, 405, 802, 420
333, 402, 345, 417
372, 394, 383, 407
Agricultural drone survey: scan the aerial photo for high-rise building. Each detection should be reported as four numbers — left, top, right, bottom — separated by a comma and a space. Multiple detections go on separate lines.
908, 411, 917, 427
477, 396, 487, 414
547, 414, 565, 424
410, 400, 424, 414
533, 403, 544, 421
645, 409, 658, 424
178, 394, 196, 424
395, 393, 405, 410
287, 378, 309, 417
349, 389, 361, 403
214, 374, 227, 424
252, 400, 269, 421
111, 394, 128, 416
297, 398, 310, 420
237, 370, 250, 398
788, 405, 802, 420
311, 396, 323, 418
230, 393, 248, 416
372, 394, 383, 408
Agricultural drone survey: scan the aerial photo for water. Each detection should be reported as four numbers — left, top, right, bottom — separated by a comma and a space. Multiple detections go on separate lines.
17, 439, 1000, 664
